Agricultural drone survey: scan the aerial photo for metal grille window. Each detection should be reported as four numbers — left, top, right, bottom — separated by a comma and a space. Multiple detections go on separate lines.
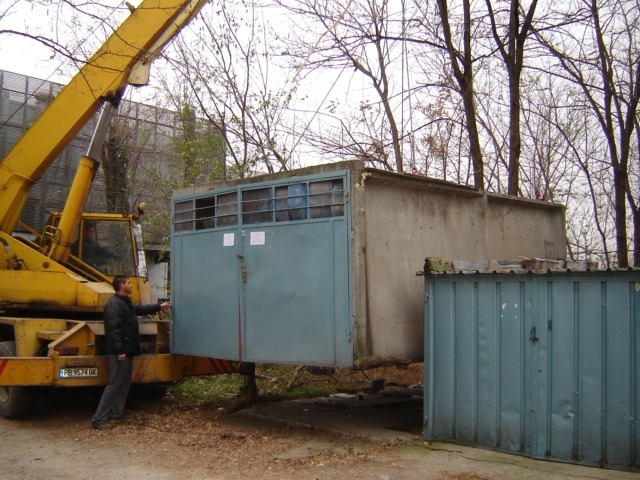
194, 196, 216, 230
244, 179, 345, 225
174, 199, 194, 232
173, 192, 239, 232
173, 178, 345, 232
217, 192, 238, 227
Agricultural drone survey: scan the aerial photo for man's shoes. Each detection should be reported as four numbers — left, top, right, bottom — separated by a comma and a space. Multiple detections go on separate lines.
92, 421, 114, 430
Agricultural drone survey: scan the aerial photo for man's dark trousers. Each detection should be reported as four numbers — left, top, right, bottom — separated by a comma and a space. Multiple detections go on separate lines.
92, 354, 133, 425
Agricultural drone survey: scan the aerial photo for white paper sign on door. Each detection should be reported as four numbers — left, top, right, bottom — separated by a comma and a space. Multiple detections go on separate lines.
250, 231, 266, 245
223, 233, 235, 246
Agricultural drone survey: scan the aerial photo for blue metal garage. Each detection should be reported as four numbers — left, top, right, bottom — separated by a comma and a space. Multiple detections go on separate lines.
423, 268, 640, 470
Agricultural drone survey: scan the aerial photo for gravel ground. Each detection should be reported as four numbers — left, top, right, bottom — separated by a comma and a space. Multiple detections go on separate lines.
1, 364, 639, 480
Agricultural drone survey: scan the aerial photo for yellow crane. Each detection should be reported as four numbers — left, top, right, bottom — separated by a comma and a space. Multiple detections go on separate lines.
0, 0, 233, 418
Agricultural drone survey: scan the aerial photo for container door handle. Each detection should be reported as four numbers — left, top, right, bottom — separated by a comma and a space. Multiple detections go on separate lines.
529, 326, 539, 343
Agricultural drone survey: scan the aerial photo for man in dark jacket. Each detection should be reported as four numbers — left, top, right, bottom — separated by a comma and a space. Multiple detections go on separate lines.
91, 275, 171, 430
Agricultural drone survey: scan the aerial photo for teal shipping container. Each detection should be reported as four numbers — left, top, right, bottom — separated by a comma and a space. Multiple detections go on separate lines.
170, 161, 566, 367
423, 269, 640, 471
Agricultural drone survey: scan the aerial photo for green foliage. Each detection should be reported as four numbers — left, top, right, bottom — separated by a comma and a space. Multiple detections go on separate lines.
140, 101, 228, 251
169, 374, 245, 408
167, 364, 383, 410
170, 118, 226, 188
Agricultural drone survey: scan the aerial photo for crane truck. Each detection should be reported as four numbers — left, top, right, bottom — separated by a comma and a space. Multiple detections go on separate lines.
0, 0, 233, 419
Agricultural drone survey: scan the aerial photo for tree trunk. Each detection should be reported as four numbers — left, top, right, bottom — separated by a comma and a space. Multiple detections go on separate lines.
486, 0, 537, 195
239, 362, 260, 405
507, 72, 521, 195
102, 135, 130, 214
437, 0, 484, 189
633, 206, 640, 268
612, 161, 629, 268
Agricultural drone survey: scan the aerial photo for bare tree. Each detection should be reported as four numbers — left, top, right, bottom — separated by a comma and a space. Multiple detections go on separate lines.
484, 0, 540, 195
520, 77, 613, 262
633, 120, 640, 266
535, 0, 640, 267
7, 0, 639, 268
278, 0, 407, 172
0, 0, 133, 76
423, 0, 485, 189
159, 0, 295, 178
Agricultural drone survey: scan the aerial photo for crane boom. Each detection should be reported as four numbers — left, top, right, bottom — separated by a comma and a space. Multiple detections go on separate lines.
0, 0, 235, 420
0, 0, 207, 234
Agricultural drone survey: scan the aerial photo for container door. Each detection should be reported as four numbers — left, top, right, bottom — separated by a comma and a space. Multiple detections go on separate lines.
241, 220, 348, 364
423, 277, 536, 454
171, 193, 242, 359
239, 175, 351, 365
531, 275, 640, 468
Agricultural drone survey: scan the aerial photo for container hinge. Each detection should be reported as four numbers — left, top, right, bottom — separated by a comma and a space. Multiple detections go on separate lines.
423, 415, 429, 427
347, 329, 352, 342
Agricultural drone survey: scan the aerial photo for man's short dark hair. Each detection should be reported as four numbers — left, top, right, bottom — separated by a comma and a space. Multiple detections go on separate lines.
112, 275, 128, 292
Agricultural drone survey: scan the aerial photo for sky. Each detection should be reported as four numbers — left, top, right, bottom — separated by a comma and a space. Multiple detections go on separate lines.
0, 0, 376, 168
0, 0, 160, 96
0, 1, 77, 83
0, 26, 66, 82
0, 0, 348, 112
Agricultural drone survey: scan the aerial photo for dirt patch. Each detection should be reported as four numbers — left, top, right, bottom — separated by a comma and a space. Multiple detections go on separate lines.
2, 364, 426, 480
0, 397, 475, 480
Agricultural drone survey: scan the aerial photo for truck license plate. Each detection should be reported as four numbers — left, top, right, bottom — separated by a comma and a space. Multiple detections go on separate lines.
59, 367, 98, 378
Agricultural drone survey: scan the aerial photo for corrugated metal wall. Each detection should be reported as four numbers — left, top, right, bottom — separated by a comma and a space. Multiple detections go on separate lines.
423, 270, 640, 471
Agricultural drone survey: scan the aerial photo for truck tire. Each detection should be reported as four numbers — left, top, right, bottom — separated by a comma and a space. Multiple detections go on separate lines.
0, 341, 36, 418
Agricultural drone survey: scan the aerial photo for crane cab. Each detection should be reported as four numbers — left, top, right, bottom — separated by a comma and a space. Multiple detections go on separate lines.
38, 211, 152, 306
